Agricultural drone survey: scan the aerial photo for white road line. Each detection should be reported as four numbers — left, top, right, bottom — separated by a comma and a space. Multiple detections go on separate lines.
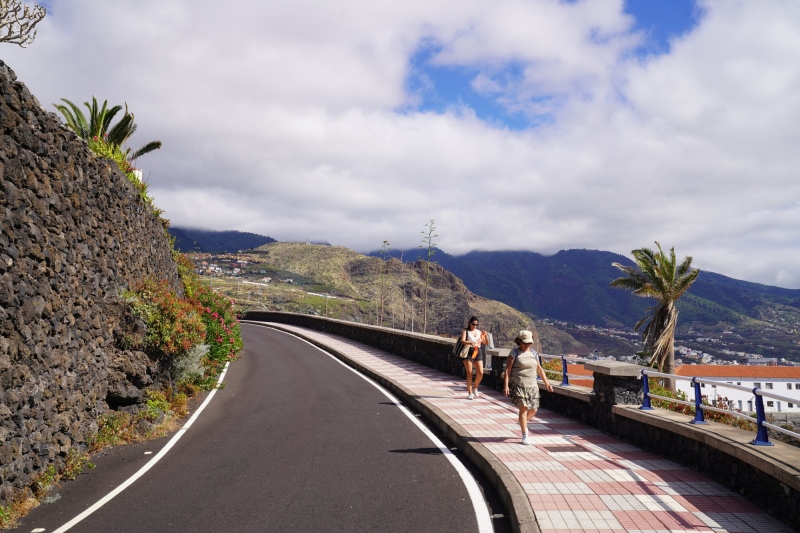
51, 362, 231, 533
262, 324, 494, 533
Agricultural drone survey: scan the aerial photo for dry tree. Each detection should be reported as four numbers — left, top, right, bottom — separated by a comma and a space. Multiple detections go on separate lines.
0, 0, 46, 47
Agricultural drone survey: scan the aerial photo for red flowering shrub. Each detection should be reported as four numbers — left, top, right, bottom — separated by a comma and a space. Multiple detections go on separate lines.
193, 285, 243, 368
124, 279, 206, 357
125, 255, 244, 389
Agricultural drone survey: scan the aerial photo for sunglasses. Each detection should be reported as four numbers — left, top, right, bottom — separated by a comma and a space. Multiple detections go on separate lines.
470, 322, 479, 326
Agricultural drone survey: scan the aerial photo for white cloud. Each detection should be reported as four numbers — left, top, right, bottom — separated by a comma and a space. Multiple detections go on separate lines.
3, 0, 800, 288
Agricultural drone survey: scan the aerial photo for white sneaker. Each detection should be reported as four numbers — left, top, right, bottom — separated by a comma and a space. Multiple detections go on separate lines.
473, 390, 480, 399
467, 392, 474, 400
521, 433, 530, 445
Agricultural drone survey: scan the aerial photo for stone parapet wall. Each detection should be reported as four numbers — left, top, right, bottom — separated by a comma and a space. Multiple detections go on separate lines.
243, 311, 465, 377
0, 61, 179, 503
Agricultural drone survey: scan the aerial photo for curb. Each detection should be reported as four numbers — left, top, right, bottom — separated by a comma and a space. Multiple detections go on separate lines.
245, 321, 540, 533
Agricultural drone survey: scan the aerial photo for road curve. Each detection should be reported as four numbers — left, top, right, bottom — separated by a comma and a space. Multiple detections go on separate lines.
23, 323, 484, 532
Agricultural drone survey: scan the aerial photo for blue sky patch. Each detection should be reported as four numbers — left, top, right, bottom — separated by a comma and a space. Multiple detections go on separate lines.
403, 46, 534, 131
625, 0, 701, 56
403, 1, 701, 130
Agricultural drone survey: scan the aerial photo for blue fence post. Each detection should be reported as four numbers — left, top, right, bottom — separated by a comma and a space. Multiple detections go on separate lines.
690, 377, 706, 424
640, 370, 654, 410
560, 356, 570, 386
751, 389, 773, 446
537, 354, 543, 381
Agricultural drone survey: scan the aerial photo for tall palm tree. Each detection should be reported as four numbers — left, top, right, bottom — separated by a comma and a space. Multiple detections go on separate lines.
54, 97, 162, 161
610, 242, 700, 389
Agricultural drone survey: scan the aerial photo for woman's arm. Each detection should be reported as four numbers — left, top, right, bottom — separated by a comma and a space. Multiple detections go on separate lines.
460, 329, 469, 344
537, 363, 553, 392
503, 355, 514, 396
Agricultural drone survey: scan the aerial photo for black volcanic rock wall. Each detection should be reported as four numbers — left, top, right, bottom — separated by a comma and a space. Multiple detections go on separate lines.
0, 61, 179, 502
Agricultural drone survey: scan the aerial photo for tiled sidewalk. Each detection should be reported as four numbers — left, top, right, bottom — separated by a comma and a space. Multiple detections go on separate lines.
268, 324, 793, 533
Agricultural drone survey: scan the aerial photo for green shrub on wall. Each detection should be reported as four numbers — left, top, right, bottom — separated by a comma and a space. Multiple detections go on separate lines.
87, 136, 159, 212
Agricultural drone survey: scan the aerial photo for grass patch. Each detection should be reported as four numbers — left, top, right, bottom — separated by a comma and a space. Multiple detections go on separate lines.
0, 449, 98, 529
88, 386, 192, 453
0, 493, 38, 530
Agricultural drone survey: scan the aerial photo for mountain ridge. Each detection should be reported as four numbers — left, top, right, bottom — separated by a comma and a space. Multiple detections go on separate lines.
170, 228, 800, 360
369, 247, 800, 326
169, 227, 276, 253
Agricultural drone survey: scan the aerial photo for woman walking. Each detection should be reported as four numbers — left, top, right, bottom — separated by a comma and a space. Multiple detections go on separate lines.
460, 316, 487, 399
503, 329, 553, 445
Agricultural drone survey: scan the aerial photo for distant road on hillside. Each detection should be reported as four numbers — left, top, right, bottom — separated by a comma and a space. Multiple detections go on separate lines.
21, 325, 483, 533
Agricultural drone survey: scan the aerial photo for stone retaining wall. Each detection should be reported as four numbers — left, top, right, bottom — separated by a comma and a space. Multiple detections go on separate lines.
0, 61, 179, 503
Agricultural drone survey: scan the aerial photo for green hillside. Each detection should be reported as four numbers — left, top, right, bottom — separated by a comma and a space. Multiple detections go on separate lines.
232, 242, 586, 351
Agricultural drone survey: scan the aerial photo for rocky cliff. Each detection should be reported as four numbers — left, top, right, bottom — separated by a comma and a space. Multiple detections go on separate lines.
0, 61, 179, 503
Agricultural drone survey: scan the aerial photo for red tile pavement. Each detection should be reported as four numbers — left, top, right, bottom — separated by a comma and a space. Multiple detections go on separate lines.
266, 324, 794, 533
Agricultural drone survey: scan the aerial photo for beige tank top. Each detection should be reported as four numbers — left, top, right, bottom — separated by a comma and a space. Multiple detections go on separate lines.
511, 348, 539, 388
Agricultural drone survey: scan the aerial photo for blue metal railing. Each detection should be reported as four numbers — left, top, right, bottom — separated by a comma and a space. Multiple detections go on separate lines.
641, 369, 800, 446
537, 353, 595, 387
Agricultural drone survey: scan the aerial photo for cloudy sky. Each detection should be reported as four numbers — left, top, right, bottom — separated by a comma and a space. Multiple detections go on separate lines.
5, 0, 800, 287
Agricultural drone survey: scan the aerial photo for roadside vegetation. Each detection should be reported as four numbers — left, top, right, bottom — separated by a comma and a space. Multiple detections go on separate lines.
646, 379, 756, 430
0, 97, 244, 531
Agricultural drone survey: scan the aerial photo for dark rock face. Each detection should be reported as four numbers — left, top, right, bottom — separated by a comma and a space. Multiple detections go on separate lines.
0, 61, 179, 503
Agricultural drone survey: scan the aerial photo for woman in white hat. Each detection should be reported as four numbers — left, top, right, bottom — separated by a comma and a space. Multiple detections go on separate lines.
503, 329, 552, 445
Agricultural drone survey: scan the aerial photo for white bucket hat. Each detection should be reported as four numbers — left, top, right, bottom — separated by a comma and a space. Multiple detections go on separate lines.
518, 330, 534, 344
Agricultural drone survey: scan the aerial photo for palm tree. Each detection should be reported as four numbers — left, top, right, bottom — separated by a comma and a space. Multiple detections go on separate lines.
610, 242, 700, 389
54, 97, 162, 161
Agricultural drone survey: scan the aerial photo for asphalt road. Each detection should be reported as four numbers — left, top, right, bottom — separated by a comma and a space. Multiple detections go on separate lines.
20, 324, 484, 532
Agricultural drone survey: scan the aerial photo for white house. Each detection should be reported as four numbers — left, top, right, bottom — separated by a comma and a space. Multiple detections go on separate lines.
675, 365, 800, 413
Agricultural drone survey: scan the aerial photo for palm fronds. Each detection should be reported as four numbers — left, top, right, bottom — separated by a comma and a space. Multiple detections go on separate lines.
53, 96, 162, 161
53, 98, 90, 139
610, 242, 700, 388
128, 140, 163, 161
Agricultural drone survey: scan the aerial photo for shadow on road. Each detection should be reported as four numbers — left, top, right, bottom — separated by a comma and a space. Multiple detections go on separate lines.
388, 447, 444, 455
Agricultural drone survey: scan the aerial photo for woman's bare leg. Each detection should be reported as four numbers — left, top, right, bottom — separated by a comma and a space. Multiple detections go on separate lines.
525, 408, 538, 431
463, 359, 474, 393
518, 406, 529, 435
473, 360, 484, 392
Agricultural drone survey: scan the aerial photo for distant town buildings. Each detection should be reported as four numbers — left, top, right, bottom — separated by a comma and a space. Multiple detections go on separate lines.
675, 365, 800, 413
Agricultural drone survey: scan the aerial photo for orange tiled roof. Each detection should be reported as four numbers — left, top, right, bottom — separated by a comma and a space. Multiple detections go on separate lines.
567, 363, 592, 376
566, 362, 594, 387
675, 365, 800, 379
